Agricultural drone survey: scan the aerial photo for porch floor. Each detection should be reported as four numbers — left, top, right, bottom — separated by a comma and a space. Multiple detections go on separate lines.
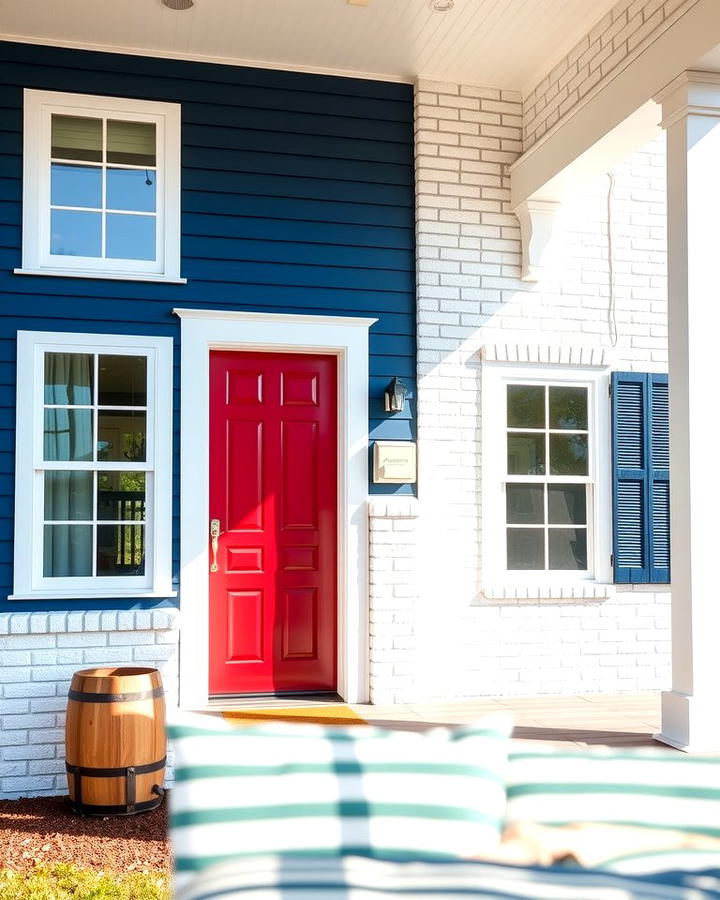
212, 691, 672, 751
350, 691, 669, 750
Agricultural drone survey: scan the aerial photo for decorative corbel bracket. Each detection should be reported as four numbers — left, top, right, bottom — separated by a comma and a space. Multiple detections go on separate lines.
514, 199, 560, 282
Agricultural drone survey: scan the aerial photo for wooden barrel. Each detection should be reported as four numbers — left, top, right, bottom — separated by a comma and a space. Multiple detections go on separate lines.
65, 667, 166, 816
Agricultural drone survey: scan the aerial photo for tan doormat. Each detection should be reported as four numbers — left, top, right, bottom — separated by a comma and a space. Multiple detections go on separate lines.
222, 705, 367, 727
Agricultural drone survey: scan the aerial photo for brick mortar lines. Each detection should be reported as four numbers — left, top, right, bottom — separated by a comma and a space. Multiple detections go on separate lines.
0, 624, 179, 798
411, 78, 669, 700
522, 0, 697, 150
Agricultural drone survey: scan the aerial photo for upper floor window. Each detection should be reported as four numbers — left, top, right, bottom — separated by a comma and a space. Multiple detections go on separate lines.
18, 90, 183, 283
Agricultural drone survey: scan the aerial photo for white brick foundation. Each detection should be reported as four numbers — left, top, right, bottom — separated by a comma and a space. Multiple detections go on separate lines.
0, 609, 179, 798
368, 497, 420, 704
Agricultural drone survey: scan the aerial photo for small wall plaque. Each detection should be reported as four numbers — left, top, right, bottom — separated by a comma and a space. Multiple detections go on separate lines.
373, 441, 417, 484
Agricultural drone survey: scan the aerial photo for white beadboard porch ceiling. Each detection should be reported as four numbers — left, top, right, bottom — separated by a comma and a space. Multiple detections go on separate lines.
0, 0, 618, 93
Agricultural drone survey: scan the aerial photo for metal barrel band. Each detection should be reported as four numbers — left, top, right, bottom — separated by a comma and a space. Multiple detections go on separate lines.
67, 686, 164, 703
68, 798, 163, 817
66, 757, 166, 815
65, 757, 166, 778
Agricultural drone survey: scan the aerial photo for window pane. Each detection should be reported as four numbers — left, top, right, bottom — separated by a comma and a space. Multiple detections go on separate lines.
548, 484, 587, 525
44, 353, 93, 405
51, 209, 102, 257
107, 169, 157, 213
507, 528, 544, 570
98, 472, 146, 521
107, 120, 156, 166
44, 409, 93, 461
549, 528, 588, 570
98, 355, 147, 406
51, 115, 102, 163
43, 524, 92, 577
44, 471, 93, 521
106, 213, 156, 260
506, 484, 544, 525
97, 411, 147, 462
549, 386, 588, 430
549, 434, 588, 475
51, 164, 102, 209
97, 524, 145, 576
508, 433, 545, 475
507, 385, 544, 428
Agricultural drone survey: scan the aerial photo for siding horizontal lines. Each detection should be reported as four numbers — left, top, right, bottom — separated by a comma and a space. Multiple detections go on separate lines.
0, 283, 414, 315
180, 107, 412, 142
0, 46, 413, 104
0, 39, 415, 614
182, 126, 411, 164
181, 152, 412, 187
182, 180, 412, 213
181, 216, 414, 249
179, 240, 414, 271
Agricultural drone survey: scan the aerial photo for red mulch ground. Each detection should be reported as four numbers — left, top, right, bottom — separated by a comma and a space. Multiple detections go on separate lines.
0, 795, 170, 873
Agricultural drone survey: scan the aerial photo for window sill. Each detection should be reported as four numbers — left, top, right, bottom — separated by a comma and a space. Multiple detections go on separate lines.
8, 590, 178, 601
14, 268, 187, 284
479, 582, 615, 602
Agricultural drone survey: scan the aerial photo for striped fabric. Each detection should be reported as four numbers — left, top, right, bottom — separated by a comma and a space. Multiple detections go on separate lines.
506, 743, 720, 840
174, 855, 720, 900
168, 713, 511, 886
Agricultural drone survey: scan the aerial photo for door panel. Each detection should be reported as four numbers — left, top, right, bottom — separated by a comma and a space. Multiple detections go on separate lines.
209, 351, 337, 695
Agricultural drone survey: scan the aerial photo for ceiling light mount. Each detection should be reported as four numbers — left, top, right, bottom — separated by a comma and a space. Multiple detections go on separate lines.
428, 0, 454, 10
161, 0, 194, 9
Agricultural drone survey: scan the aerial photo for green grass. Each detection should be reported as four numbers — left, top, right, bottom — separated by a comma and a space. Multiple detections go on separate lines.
0, 864, 171, 900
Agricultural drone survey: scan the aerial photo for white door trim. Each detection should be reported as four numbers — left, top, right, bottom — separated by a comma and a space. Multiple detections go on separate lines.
174, 308, 375, 709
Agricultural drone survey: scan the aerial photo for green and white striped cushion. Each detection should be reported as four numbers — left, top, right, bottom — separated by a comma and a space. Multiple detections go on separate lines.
174, 854, 720, 900
506, 743, 720, 838
603, 849, 720, 876
168, 713, 511, 885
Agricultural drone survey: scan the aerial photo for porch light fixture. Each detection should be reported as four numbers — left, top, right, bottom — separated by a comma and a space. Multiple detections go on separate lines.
384, 377, 408, 414
428, 0, 454, 10
161, 0, 194, 9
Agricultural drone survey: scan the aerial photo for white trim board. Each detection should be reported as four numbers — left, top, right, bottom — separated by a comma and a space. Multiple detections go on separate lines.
480, 360, 613, 590
174, 308, 375, 709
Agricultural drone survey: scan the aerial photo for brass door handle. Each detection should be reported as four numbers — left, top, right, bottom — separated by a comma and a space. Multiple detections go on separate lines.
210, 519, 220, 573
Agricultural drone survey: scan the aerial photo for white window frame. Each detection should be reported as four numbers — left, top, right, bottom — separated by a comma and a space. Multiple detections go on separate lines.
481, 362, 612, 589
11, 331, 174, 600
16, 90, 184, 283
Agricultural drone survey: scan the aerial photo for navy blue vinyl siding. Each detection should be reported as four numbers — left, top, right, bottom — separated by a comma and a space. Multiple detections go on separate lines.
0, 41, 416, 612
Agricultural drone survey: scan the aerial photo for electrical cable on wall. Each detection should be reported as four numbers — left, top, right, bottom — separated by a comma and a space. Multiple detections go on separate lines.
606, 172, 619, 347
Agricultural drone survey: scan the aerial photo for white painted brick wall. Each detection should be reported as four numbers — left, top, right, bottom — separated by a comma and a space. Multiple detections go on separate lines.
368, 498, 420, 704
0, 609, 179, 799
391, 78, 671, 703
523, 0, 694, 150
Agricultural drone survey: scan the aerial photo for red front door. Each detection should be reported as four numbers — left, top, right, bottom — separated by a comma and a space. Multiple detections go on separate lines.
208, 351, 338, 695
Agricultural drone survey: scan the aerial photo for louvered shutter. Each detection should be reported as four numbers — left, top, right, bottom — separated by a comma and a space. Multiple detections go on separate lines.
648, 374, 670, 582
611, 372, 670, 584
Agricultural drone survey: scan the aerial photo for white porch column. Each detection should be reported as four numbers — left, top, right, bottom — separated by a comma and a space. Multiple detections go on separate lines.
657, 71, 720, 751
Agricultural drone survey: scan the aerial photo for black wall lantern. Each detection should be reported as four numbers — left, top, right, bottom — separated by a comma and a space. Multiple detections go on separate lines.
384, 377, 408, 413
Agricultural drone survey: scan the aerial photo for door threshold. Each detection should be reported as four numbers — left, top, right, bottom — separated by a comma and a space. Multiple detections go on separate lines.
207, 692, 343, 710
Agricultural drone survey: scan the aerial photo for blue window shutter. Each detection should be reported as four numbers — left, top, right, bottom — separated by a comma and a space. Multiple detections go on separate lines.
612, 372, 649, 583
648, 374, 670, 582
611, 371, 670, 584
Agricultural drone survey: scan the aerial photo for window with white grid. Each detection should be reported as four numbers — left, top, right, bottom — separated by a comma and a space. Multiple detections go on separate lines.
12, 331, 173, 600
18, 90, 181, 282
